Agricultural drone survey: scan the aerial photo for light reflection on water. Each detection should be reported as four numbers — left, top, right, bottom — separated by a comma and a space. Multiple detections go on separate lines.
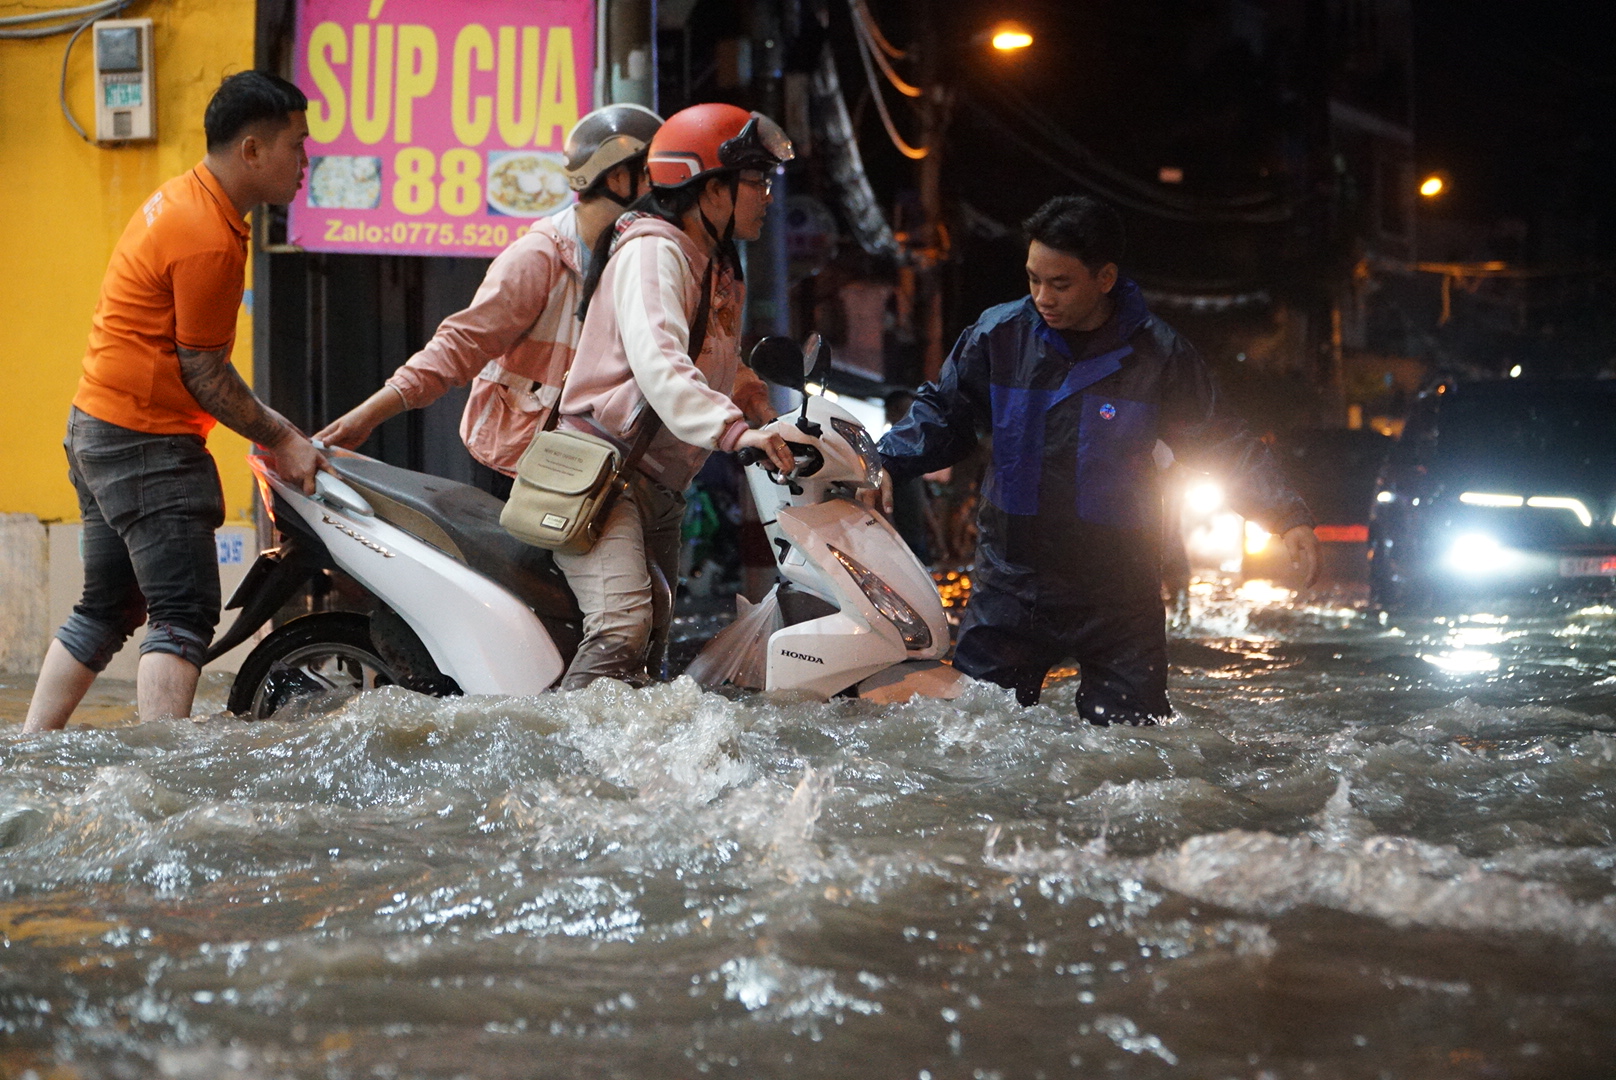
3, 580, 1616, 1078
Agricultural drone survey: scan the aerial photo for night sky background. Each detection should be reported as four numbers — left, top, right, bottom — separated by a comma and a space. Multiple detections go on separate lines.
1413, 0, 1616, 245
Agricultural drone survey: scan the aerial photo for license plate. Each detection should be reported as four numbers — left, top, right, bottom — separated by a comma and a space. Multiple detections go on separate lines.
1559, 556, 1616, 577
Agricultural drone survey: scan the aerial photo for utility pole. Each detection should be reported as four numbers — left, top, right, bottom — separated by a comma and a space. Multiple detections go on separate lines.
917, 82, 950, 381
599, 0, 655, 108
746, 0, 791, 341
913, 8, 951, 383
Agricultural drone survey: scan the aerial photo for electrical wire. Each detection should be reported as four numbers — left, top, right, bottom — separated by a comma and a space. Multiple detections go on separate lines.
851, 0, 905, 60
976, 78, 1294, 217
845, 0, 927, 159
848, 0, 919, 97
852, 44, 927, 159
962, 89, 1297, 224
0, 0, 127, 36
0, 0, 120, 24
57, 13, 104, 141
960, 96, 1292, 224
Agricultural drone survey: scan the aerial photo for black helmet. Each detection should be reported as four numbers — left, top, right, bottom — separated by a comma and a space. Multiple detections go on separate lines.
563, 103, 664, 193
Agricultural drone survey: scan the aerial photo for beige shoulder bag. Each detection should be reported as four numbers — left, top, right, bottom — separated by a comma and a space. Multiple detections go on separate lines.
498, 419, 661, 555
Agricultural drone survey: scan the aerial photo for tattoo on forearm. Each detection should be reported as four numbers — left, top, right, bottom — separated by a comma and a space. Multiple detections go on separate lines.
176, 346, 289, 446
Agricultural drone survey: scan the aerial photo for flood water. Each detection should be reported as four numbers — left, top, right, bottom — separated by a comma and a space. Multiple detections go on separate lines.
4, 579, 1616, 1078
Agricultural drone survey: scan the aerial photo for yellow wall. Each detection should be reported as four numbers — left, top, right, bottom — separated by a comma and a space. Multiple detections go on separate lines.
0, 0, 257, 523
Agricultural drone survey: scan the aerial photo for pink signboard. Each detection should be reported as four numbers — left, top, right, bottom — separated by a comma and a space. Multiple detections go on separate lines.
289, 0, 596, 258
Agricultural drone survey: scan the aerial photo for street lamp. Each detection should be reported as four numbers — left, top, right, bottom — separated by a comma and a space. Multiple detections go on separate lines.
1419, 174, 1445, 198
990, 24, 1033, 52
853, 4, 1037, 379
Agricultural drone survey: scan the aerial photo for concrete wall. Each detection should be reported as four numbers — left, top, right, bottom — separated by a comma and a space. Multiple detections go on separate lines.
0, 514, 50, 674
1, 522, 260, 679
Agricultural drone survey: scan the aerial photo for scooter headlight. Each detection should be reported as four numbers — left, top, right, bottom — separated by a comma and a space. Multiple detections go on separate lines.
828, 545, 931, 650
830, 417, 883, 488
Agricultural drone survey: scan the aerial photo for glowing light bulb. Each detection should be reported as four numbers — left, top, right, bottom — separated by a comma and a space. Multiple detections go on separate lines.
991, 27, 1033, 51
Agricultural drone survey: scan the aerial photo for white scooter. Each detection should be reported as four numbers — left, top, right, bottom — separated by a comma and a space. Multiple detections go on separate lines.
685, 335, 966, 703
214, 335, 961, 716
210, 448, 588, 718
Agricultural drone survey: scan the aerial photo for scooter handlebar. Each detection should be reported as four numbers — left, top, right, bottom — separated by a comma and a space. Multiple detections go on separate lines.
736, 441, 824, 478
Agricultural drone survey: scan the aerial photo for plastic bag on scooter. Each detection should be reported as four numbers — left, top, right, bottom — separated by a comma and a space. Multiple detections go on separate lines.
685, 587, 783, 691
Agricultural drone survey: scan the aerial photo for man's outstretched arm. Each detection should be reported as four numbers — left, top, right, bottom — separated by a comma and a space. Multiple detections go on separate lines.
177, 346, 326, 492
878, 326, 991, 481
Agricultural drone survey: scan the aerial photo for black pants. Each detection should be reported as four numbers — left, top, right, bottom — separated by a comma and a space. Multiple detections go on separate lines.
952, 582, 1169, 724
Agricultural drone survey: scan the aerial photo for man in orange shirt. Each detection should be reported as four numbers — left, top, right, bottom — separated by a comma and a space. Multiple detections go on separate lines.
24, 71, 324, 732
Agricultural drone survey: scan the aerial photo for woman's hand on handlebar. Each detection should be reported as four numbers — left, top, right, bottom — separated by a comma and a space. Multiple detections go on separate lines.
735, 428, 798, 474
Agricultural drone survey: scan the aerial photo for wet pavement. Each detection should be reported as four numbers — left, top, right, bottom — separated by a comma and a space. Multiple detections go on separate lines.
3, 578, 1615, 1078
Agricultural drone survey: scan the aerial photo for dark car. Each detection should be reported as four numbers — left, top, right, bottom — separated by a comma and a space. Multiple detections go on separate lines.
1368, 379, 1616, 609
1242, 427, 1391, 587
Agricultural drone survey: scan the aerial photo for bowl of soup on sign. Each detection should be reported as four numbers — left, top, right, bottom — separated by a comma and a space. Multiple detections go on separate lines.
487, 152, 571, 217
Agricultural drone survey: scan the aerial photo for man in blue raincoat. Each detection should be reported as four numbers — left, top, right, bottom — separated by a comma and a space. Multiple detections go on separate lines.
879, 195, 1319, 724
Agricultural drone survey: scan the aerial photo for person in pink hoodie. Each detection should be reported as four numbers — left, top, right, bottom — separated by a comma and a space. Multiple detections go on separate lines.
314, 104, 665, 492
553, 104, 798, 689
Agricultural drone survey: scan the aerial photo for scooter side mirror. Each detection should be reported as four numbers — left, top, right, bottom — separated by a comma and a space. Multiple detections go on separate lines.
793, 331, 826, 438
805, 334, 832, 387
748, 336, 807, 391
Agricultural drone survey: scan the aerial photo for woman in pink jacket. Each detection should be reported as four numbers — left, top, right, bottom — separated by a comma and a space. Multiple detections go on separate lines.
315, 104, 664, 490
553, 104, 798, 689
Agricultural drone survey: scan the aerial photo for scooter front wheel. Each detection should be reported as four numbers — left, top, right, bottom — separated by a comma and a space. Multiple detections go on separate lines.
228, 612, 400, 719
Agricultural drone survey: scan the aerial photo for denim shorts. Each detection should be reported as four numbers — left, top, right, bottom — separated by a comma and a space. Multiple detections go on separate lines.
55, 407, 226, 671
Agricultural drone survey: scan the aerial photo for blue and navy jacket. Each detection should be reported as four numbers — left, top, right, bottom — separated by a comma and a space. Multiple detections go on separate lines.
879, 279, 1312, 604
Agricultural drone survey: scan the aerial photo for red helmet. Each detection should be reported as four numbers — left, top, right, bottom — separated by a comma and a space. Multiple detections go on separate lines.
647, 103, 794, 189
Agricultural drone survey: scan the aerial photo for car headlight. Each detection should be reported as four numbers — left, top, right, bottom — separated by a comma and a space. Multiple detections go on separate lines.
830, 416, 883, 487
1526, 496, 1592, 527
1458, 491, 1523, 508
828, 545, 931, 649
1459, 491, 1593, 527
1446, 532, 1514, 575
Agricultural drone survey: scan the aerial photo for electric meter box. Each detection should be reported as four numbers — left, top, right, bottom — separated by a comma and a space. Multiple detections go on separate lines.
92, 17, 155, 143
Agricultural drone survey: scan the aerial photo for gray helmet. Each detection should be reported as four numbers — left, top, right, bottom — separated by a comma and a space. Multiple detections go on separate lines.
563, 103, 664, 193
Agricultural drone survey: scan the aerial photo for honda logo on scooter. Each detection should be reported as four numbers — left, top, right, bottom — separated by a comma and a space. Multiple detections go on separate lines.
779, 648, 824, 665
